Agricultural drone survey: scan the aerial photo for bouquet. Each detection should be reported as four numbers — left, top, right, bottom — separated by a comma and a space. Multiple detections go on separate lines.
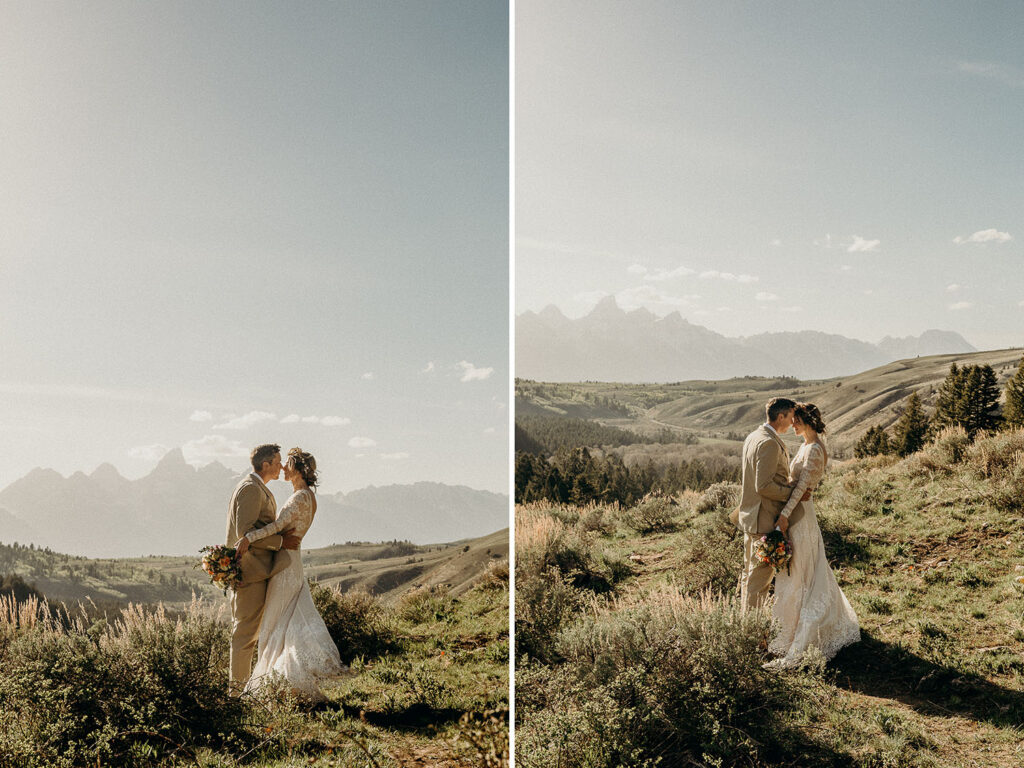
198, 544, 243, 593
754, 528, 792, 575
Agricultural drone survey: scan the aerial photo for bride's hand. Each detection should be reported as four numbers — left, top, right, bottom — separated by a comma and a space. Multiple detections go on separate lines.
234, 537, 250, 557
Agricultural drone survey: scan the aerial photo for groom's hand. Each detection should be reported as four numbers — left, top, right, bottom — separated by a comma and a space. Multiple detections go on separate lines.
281, 529, 300, 550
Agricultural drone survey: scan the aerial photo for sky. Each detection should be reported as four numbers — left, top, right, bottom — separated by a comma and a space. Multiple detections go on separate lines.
0, 1, 508, 494
516, 1, 1024, 351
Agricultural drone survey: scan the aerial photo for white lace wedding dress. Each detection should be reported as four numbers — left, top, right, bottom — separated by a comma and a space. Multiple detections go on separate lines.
243, 488, 344, 698
769, 441, 860, 667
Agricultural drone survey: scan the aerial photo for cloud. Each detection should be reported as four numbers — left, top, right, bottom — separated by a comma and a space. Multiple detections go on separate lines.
1019, 300, 1024, 307
644, 265, 695, 282
361, 372, 375, 380
949, 301, 973, 311
379, 452, 410, 460
946, 283, 961, 292
320, 416, 351, 427
814, 234, 833, 249
456, 361, 494, 382
770, 239, 782, 247
348, 436, 377, 448
716, 306, 732, 312
182, 435, 248, 462
627, 264, 648, 275
953, 229, 1012, 244
755, 292, 779, 302
847, 236, 880, 253
248, 412, 349, 428
482, 427, 496, 434
840, 265, 853, 272
129, 444, 170, 461
781, 306, 803, 313
957, 60, 1024, 89
614, 285, 697, 312
215, 411, 278, 430
421, 361, 435, 373
699, 270, 758, 283
189, 410, 213, 422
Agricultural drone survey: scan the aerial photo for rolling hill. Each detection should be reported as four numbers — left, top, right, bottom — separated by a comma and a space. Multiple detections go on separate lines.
516, 347, 1024, 457
0, 527, 509, 608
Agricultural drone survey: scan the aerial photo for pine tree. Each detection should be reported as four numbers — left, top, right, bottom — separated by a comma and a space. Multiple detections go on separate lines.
932, 363, 967, 433
975, 364, 1002, 434
1004, 356, 1024, 428
892, 392, 929, 456
854, 425, 893, 458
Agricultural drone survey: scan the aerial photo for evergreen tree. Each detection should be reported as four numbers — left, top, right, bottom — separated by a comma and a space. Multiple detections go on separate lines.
1004, 356, 1024, 428
932, 363, 967, 433
975, 364, 1002, 434
854, 425, 892, 458
892, 392, 929, 456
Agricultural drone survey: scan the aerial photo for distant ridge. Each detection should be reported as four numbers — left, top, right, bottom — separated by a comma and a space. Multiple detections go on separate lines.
516, 296, 976, 382
0, 459, 508, 559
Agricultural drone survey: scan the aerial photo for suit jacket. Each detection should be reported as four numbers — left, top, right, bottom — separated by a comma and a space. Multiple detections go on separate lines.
225, 474, 284, 585
737, 425, 794, 534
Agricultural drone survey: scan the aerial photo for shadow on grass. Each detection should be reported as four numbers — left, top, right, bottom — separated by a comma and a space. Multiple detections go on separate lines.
831, 630, 1024, 729
336, 702, 465, 730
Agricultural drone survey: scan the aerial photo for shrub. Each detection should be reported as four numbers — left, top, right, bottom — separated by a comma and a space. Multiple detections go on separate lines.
514, 567, 581, 665
520, 589, 816, 767
923, 426, 971, 466
676, 511, 742, 594
516, 506, 614, 592
0, 597, 249, 768
309, 582, 400, 663
397, 585, 457, 625
619, 494, 679, 535
694, 481, 740, 514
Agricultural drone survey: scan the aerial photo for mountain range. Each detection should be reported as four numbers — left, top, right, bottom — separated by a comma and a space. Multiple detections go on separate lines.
0, 449, 508, 558
516, 296, 976, 382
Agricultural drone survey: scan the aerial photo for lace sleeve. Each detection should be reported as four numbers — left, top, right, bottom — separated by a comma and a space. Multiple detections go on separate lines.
780, 443, 826, 518
245, 492, 307, 543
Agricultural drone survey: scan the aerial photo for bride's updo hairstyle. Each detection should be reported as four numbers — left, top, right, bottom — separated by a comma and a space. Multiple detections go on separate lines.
794, 402, 827, 435
287, 447, 319, 490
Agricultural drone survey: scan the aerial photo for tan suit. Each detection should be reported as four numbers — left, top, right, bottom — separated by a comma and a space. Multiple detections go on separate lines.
225, 473, 284, 691
737, 425, 794, 610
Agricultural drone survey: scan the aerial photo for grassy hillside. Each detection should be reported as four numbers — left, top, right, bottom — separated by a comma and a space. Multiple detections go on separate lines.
517, 348, 1024, 457
0, 531, 509, 767
515, 427, 1024, 767
0, 529, 509, 608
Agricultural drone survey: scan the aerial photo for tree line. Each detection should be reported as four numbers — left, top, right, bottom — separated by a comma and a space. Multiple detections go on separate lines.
855, 358, 1024, 458
515, 447, 739, 506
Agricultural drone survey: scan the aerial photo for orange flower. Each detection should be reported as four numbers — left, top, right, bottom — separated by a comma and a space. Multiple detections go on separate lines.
219, 557, 231, 568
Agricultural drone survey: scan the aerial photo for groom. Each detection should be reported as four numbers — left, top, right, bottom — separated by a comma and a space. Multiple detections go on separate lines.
736, 397, 805, 610
225, 443, 300, 695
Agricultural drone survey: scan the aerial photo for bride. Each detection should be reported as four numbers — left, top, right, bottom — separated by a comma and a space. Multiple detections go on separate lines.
235, 447, 345, 698
768, 403, 860, 667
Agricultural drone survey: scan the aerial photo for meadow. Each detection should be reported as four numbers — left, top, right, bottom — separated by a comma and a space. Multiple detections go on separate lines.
0, 535, 509, 768
515, 427, 1024, 767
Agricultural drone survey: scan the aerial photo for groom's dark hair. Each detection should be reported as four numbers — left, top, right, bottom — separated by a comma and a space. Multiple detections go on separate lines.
250, 443, 281, 472
765, 397, 798, 422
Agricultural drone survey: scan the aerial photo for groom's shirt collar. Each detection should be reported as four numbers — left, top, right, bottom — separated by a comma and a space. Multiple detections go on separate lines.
764, 422, 779, 439
250, 472, 269, 492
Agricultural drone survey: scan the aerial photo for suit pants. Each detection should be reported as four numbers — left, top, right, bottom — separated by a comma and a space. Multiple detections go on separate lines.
741, 532, 774, 611
230, 579, 267, 693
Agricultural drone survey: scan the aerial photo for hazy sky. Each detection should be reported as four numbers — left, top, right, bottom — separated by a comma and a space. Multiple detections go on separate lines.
517, 2, 1023, 351
0, 2, 508, 494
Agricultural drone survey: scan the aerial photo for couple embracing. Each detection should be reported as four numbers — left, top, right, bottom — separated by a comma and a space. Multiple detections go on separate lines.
736, 397, 860, 668
225, 443, 345, 698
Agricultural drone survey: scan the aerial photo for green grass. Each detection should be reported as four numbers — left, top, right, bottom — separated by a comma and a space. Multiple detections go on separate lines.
0, 571, 508, 767
515, 428, 1024, 767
